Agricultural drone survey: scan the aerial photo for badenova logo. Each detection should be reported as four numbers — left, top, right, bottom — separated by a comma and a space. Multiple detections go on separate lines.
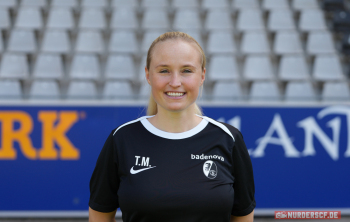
203, 160, 217, 179
191, 153, 224, 161
0, 111, 81, 160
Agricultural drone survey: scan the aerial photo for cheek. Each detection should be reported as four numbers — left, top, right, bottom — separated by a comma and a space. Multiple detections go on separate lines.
186, 76, 203, 92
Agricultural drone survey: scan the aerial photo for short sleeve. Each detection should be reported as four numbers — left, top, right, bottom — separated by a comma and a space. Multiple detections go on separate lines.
231, 131, 256, 216
89, 131, 119, 213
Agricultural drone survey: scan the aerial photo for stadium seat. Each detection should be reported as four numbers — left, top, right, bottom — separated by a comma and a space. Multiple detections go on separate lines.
15, 7, 43, 29
81, 0, 108, 8
67, 81, 97, 99
299, 9, 327, 31
111, 8, 138, 29
109, 31, 138, 54
7, 29, 36, 53
142, 9, 169, 29
33, 54, 64, 79
205, 9, 233, 30
285, 81, 317, 101
208, 55, 239, 80
244, 56, 274, 80
79, 8, 106, 29
274, 31, 303, 54
172, 0, 199, 8
306, 31, 336, 54
41, 30, 70, 53
105, 55, 135, 80
279, 55, 310, 80
112, 0, 138, 7
0, 35, 3, 52
207, 32, 236, 54
46, 8, 74, 29
292, 0, 320, 10
0, 8, 10, 29
322, 82, 350, 100
173, 9, 201, 30
262, 0, 289, 9
0, 0, 16, 8
103, 81, 134, 99
212, 82, 242, 101
141, 0, 169, 8
138, 82, 151, 100
237, 9, 264, 31
241, 32, 270, 54
250, 81, 281, 101
70, 54, 100, 80
233, 0, 259, 9
268, 9, 296, 31
30, 80, 60, 99
21, 0, 46, 7
0, 53, 29, 79
313, 55, 344, 80
75, 31, 104, 53
141, 31, 165, 53
331, 11, 350, 33
0, 80, 22, 99
52, 0, 78, 7
138, 55, 147, 81
202, 0, 229, 8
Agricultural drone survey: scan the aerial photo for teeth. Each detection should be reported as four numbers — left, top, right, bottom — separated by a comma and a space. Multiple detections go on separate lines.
167, 92, 184, 97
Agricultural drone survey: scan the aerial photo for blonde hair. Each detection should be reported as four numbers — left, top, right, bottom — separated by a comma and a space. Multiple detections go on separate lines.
146, 31, 206, 116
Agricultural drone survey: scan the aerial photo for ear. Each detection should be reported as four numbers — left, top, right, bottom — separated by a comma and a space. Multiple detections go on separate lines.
145, 66, 151, 85
200, 68, 206, 86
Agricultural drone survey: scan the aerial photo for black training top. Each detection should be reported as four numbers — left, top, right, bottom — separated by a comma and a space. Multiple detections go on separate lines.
89, 115, 256, 222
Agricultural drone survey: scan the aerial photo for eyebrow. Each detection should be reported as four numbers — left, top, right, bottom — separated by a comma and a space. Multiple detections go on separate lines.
155, 64, 196, 68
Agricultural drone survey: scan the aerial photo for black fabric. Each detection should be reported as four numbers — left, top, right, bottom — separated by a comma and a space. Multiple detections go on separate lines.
89, 118, 255, 222
223, 123, 256, 216
89, 132, 120, 213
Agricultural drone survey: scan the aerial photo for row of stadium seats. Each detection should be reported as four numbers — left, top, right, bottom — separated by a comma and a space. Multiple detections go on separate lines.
0, 29, 338, 55
0, 0, 326, 10
0, 54, 345, 82
0, 7, 329, 31
0, 79, 349, 101
0, 0, 348, 102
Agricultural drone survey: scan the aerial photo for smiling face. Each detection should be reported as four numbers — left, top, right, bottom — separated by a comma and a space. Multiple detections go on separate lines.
146, 40, 205, 114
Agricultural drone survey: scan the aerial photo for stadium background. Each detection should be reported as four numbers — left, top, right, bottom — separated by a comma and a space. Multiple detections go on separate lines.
0, 0, 349, 221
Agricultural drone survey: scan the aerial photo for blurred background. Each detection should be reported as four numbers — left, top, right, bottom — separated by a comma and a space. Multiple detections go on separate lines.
0, 0, 349, 221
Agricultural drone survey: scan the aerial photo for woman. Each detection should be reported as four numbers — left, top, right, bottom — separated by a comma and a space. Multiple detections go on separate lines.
89, 32, 255, 222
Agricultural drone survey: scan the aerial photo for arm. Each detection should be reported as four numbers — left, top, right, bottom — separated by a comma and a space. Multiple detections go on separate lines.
89, 207, 116, 222
231, 210, 254, 222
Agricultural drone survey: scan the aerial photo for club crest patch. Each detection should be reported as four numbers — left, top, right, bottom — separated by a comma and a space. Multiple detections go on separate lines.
203, 160, 217, 179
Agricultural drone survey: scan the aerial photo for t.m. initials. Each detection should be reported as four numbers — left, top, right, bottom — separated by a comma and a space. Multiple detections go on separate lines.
0, 111, 80, 160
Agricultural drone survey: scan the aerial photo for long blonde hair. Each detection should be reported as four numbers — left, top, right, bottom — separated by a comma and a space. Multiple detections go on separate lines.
146, 31, 206, 116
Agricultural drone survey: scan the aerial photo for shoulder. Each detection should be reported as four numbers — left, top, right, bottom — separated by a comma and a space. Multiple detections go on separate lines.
112, 115, 153, 137
200, 115, 242, 142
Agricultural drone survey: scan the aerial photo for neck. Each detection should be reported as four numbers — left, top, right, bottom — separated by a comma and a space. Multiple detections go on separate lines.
148, 105, 202, 133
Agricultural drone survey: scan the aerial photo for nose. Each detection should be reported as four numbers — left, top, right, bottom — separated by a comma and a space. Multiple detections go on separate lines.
169, 72, 181, 88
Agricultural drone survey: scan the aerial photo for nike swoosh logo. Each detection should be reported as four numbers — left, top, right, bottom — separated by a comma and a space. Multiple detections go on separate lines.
130, 166, 156, 174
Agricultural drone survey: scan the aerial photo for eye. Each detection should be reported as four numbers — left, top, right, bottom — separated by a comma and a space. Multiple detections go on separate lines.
183, 69, 193, 73
159, 69, 169, 73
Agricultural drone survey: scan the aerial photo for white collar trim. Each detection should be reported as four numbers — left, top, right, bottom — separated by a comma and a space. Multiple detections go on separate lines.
140, 116, 209, 140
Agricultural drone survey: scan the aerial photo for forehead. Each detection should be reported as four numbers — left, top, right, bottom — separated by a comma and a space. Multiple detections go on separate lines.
151, 40, 202, 66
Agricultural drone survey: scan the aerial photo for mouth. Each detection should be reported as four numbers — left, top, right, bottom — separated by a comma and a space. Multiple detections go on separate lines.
165, 92, 186, 98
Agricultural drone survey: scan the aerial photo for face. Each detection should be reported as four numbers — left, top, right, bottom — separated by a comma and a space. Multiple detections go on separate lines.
145, 40, 205, 114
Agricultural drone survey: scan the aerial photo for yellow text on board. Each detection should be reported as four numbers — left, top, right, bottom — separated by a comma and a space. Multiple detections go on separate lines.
0, 111, 80, 160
